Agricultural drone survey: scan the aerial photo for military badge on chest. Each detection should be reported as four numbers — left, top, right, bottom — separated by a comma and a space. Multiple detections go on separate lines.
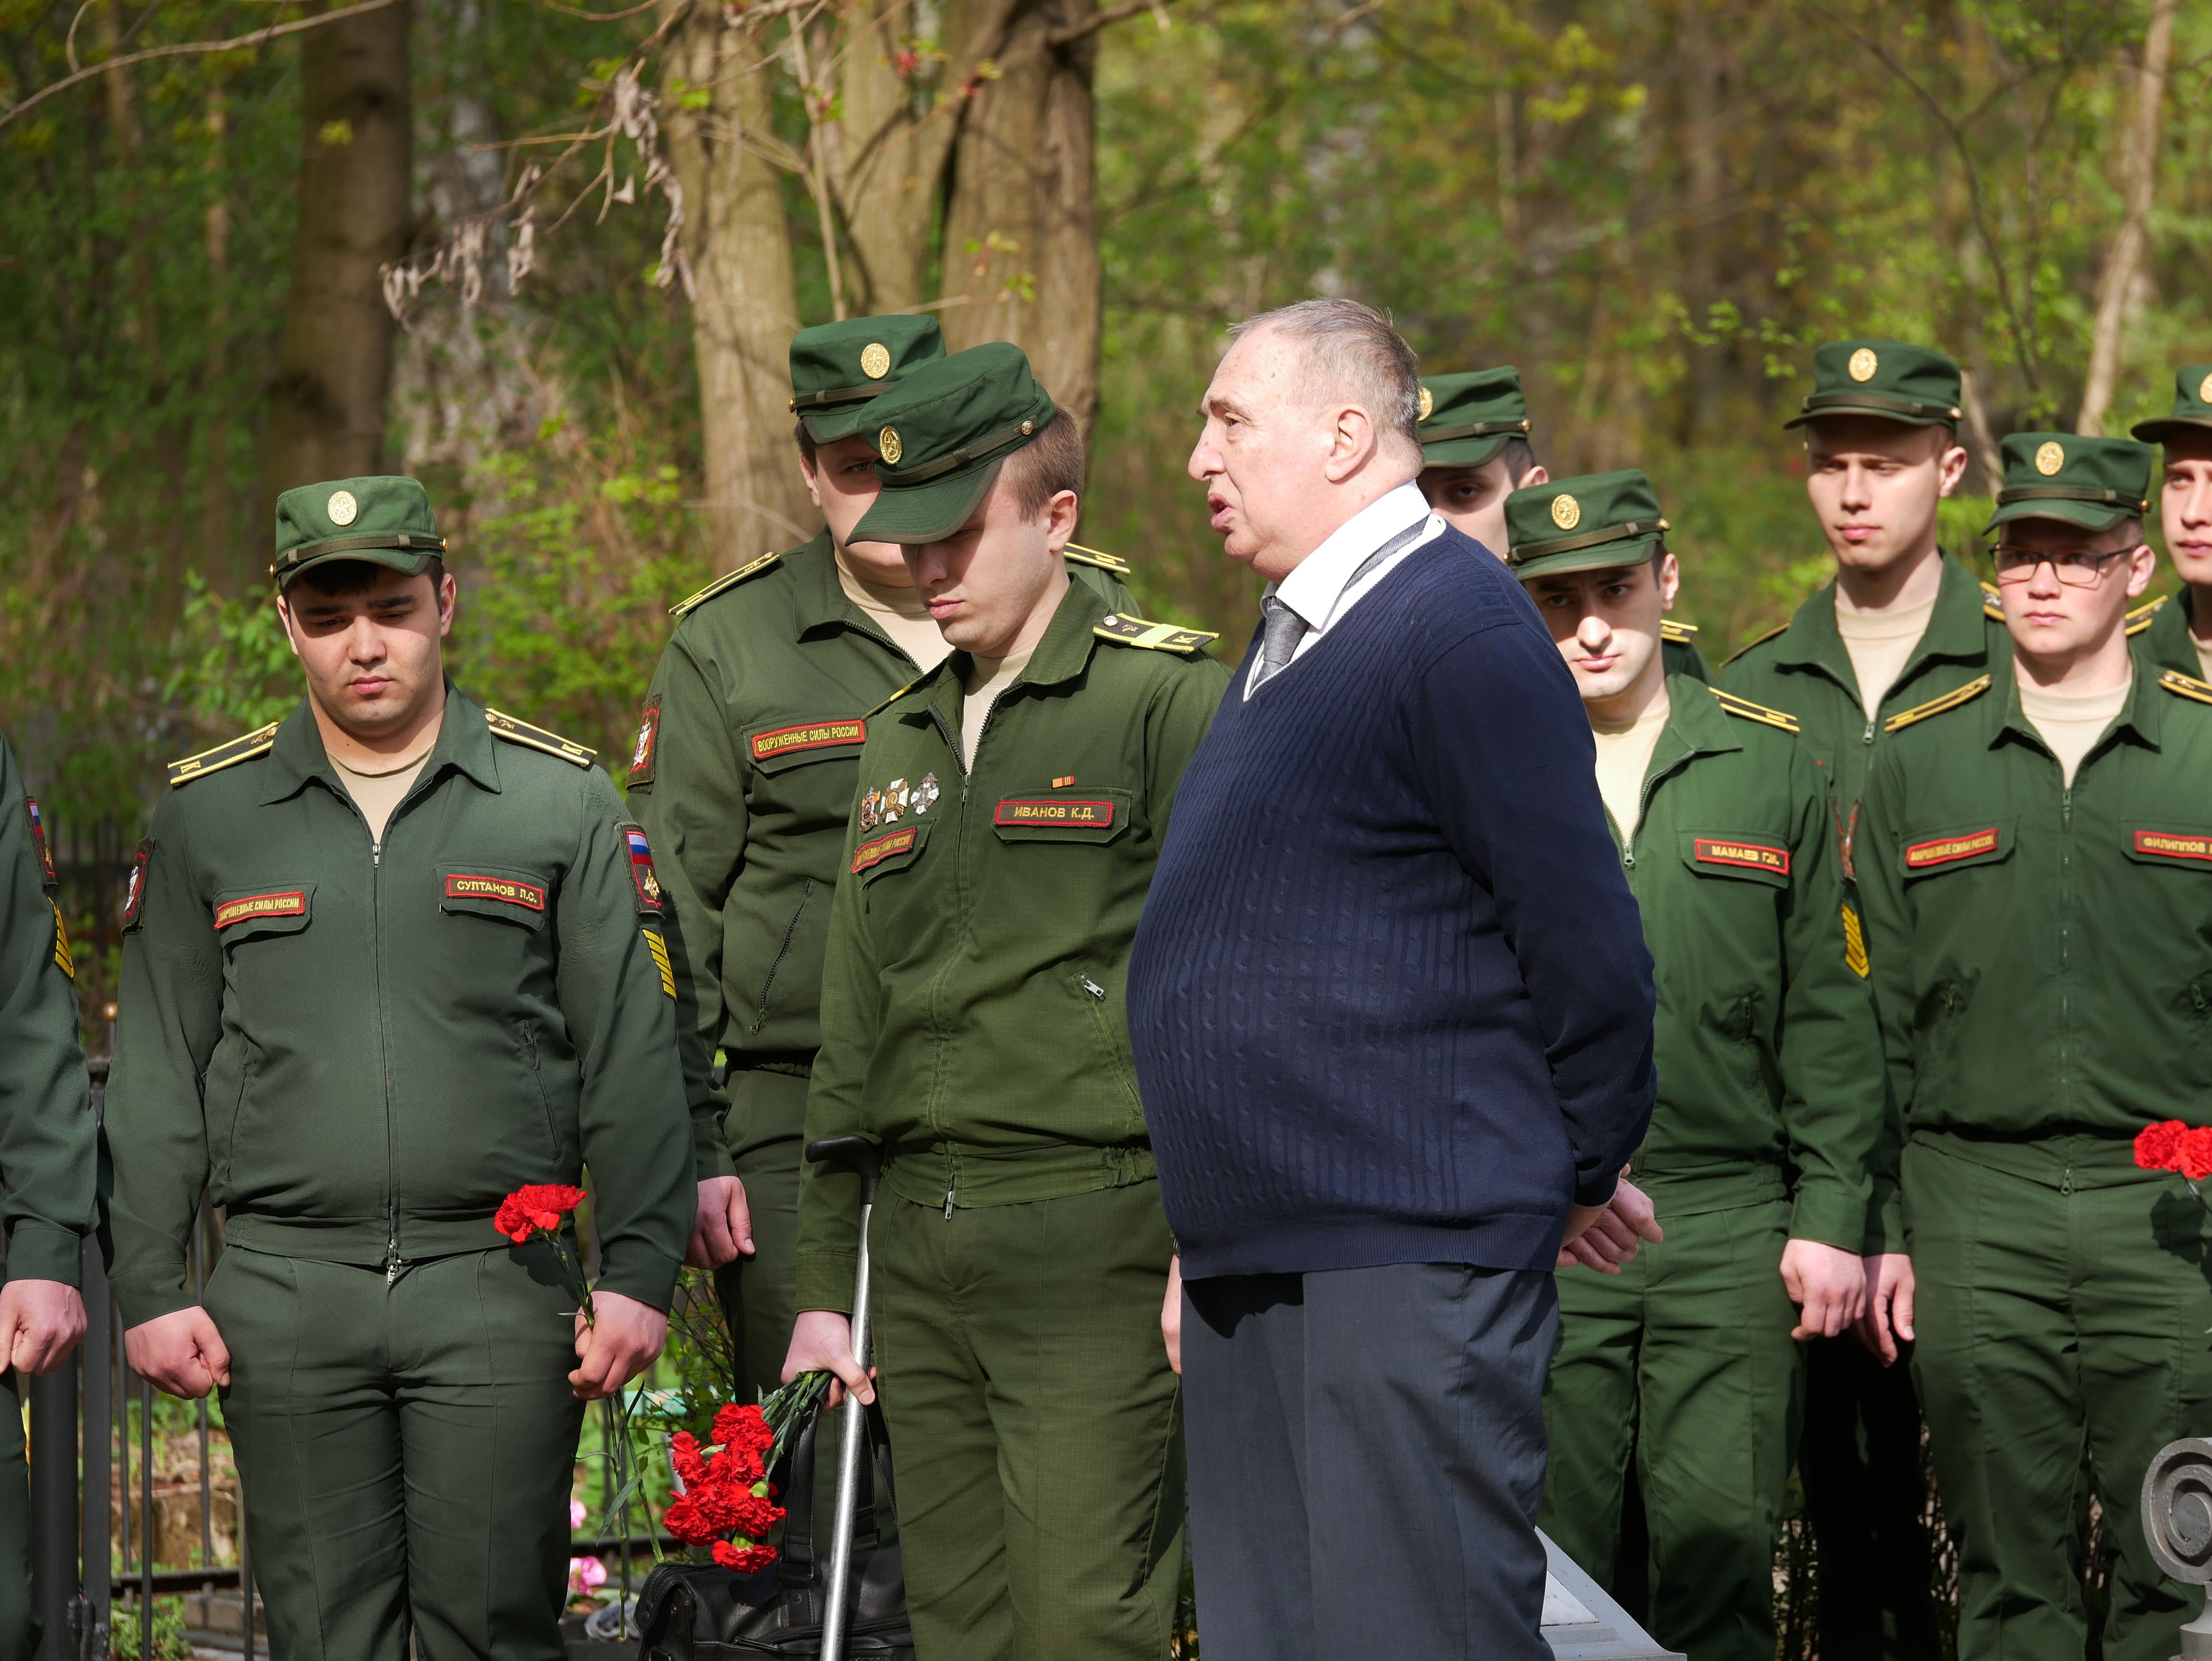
859, 772, 941, 831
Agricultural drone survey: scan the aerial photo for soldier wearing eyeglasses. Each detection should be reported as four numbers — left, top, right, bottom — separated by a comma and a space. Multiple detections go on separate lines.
1855, 431, 2212, 1661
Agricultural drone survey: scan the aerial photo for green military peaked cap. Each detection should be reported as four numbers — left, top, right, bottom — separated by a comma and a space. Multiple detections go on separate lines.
851, 342, 1059, 545
790, 316, 946, 443
271, 476, 445, 589
1784, 339, 1963, 430
1985, 433, 2152, 534
1417, 368, 1530, 467
2130, 365, 2212, 447
1505, 469, 1669, 578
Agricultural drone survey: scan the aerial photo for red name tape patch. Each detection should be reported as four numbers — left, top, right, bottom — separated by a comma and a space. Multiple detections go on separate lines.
851, 828, 917, 874
1905, 829, 2000, 869
2135, 830, 2212, 864
752, 720, 867, 762
213, 892, 306, 930
446, 873, 547, 911
994, 798, 1116, 828
1694, 837, 1789, 875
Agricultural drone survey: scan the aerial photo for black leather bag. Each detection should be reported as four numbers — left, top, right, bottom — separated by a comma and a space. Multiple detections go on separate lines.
635, 1389, 912, 1660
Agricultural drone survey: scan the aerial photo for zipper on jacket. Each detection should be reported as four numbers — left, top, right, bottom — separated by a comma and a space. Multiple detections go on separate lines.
750, 881, 815, 1033
372, 836, 405, 1283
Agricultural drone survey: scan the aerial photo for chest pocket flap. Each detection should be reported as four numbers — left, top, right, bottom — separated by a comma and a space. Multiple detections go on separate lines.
747, 716, 869, 775
1678, 829, 1792, 886
2123, 823, 2212, 869
991, 786, 1132, 845
213, 883, 315, 943
1897, 818, 2014, 880
439, 864, 553, 928
852, 820, 929, 883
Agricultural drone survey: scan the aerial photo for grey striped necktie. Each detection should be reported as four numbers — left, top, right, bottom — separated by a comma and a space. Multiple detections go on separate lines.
1251, 596, 1308, 693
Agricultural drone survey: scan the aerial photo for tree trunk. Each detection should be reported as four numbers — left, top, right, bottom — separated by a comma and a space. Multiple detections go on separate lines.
260, 0, 413, 533
836, 3, 966, 314
939, 0, 1102, 431
661, 0, 813, 565
2075, 0, 2177, 437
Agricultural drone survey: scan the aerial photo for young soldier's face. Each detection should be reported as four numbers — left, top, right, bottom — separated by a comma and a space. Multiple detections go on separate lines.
1993, 516, 2155, 663
1420, 457, 1547, 558
803, 433, 909, 583
1804, 417, 1968, 576
278, 564, 456, 741
1524, 554, 1680, 706
901, 476, 1078, 658
2159, 432, 2212, 591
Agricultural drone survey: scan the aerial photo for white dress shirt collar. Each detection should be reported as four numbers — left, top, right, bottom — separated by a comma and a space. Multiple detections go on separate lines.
1268, 481, 1437, 635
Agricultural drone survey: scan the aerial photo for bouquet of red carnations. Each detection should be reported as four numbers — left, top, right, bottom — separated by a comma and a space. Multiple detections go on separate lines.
2134, 1121, 2212, 1197
664, 1402, 787, 1573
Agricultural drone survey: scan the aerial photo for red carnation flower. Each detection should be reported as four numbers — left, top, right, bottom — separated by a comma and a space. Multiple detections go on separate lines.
2137, 1120, 2189, 1173
713, 1541, 777, 1574
2180, 1128, 2212, 1182
713, 1403, 775, 1460
669, 1431, 708, 1490
662, 1494, 720, 1547
493, 1184, 588, 1244
706, 1443, 765, 1488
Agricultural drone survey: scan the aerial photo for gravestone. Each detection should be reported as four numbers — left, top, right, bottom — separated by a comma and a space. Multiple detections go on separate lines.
2143, 1438, 2212, 1661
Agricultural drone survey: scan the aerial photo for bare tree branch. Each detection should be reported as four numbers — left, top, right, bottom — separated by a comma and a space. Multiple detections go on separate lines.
1048, 0, 1177, 48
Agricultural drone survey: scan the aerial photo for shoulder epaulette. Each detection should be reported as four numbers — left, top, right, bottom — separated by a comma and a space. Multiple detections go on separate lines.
1981, 581, 2005, 621
1721, 619, 1791, 666
485, 709, 597, 767
2158, 669, 2212, 707
1093, 613, 1219, 655
1660, 619, 1699, 644
1709, 687, 1799, 733
670, 550, 783, 618
2128, 594, 2169, 637
167, 721, 280, 787
1882, 673, 1991, 734
1063, 542, 1134, 575
864, 674, 932, 719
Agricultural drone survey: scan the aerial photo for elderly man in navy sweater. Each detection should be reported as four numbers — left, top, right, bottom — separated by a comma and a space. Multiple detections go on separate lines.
1128, 298, 1659, 1661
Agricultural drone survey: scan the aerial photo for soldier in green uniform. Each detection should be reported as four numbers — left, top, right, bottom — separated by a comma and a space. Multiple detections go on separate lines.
1856, 433, 2197, 1661
781, 343, 1227, 1661
1506, 471, 1884, 1661
2127, 365, 2212, 677
627, 316, 1135, 1401
106, 477, 703, 1661
0, 734, 96, 1661
1417, 368, 1707, 678
1720, 338, 1991, 1658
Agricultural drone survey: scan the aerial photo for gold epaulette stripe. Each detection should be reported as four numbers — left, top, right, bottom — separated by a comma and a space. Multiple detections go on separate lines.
1093, 613, 1219, 655
2127, 594, 2169, 637
1660, 619, 1699, 642
167, 721, 281, 787
1709, 687, 1800, 733
2158, 670, 2212, 707
1063, 542, 1134, 574
864, 674, 930, 720
1882, 673, 1992, 733
670, 550, 783, 618
485, 709, 597, 767
1721, 619, 1791, 666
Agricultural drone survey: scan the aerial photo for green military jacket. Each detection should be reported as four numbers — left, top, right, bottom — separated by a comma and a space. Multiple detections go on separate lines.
1606, 679, 1884, 1250
1720, 554, 2008, 871
104, 686, 699, 1328
793, 582, 1228, 1312
627, 532, 1134, 1094
2128, 590, 2203, 678
1857, 659, 2212, 1241
0, 733, 95, 1286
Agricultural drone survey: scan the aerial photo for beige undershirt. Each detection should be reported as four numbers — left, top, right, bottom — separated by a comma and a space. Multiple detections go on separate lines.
838, 561, 954, 674
1835, 593, 1938, 721
2019, 674, 2131, 788
1590, 692, 1671, 841
2194, 632, 2212, 685
332, 747, 434, 843
960, 648, 1034, 770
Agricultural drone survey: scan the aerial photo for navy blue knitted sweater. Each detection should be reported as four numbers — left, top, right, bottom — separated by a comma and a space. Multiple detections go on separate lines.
1128, 529, 1657, 1279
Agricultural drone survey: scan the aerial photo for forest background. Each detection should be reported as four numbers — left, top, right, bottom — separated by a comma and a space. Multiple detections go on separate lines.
4, 0, 2210, 1001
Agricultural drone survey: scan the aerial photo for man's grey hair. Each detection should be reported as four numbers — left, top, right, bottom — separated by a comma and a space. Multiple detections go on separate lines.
1226, 298, 1422, 457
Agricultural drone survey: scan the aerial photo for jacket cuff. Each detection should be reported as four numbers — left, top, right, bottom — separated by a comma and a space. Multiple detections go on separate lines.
1861, 1186, 1906, 1257
3, 1222, 86, 1289
794, 1253, 856, 1316
592, 1247, 682, 1314
695, 1117, 736, 1181
1573, 1171, 1620, 1210
1787, 1186, 1868, 1255
113, 1271, 197, 1332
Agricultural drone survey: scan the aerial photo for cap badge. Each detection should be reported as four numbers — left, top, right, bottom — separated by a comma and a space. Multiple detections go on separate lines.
2035, 440, 2066, 476
2199, 371, 2212, 405
879, 426, 903, 465
861, 342, 892, 380
1417, 385, 1435, 421
1551, 493, 1581, 531
327, 488, 359, 526
1847, 347, 1879, 382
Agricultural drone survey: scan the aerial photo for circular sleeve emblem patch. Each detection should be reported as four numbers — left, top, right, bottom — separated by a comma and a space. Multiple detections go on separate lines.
861, 342, 892, 380
1847, 347, 1879, 383
1417, 385, 1435, 421
1550, 493, 1581, 531
2035, 440, 2066, 476
2198, 371, 2212, 405
327, 489, 359, 526
878, 426, 903, 465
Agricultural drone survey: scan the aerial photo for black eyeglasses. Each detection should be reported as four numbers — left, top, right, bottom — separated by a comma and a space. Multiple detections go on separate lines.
1990, 545, 2132, 587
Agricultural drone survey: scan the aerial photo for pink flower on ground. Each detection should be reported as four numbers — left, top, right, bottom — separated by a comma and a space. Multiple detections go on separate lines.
570, 1499, 588, 1531
568, 1556, 607, 1595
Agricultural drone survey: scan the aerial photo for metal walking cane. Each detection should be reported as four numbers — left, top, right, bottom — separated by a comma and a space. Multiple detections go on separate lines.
805, 1134, 882, 1661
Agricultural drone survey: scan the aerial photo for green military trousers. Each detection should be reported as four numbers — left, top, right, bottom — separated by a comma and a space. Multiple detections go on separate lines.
869, 1179, 1184, 1661
205, 1244, 586, 1661
0, 1369, 30, 1661
712, 1065, 808, 1404
1906, 1136, 2212, 1661
1539, 1192, 1801, 1661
